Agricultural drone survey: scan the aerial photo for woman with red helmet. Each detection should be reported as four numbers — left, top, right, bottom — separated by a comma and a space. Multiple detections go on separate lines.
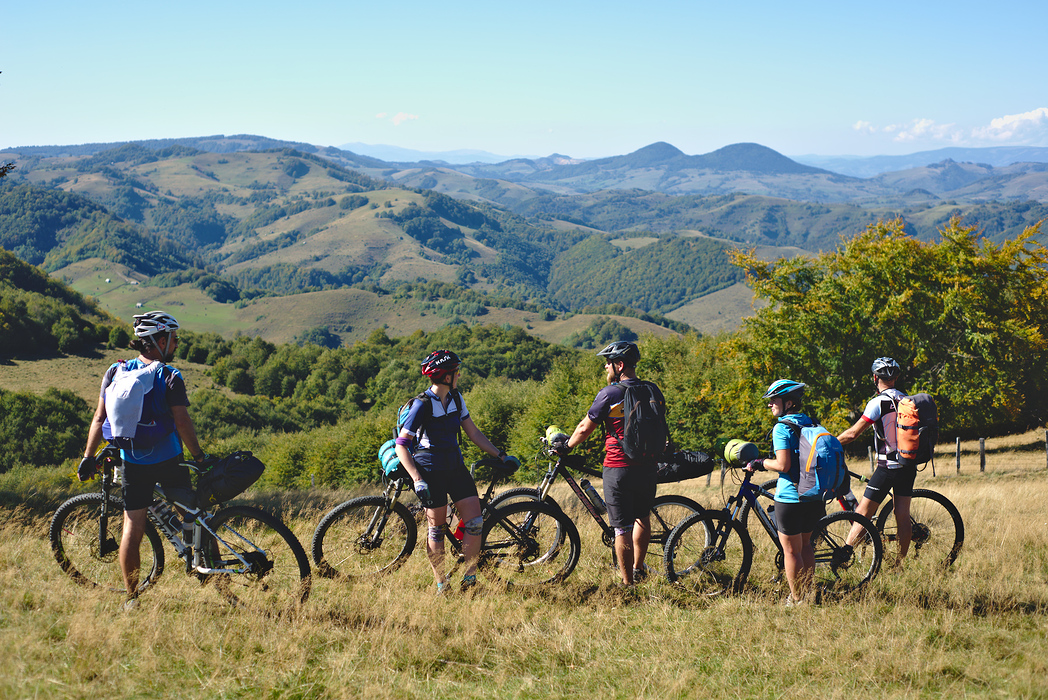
394, 350, 516, 593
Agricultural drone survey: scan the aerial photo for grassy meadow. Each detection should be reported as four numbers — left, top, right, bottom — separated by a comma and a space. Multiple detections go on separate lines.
2, 432, 1047, 699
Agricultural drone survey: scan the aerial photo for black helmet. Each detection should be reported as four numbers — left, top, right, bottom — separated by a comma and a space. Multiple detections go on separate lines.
871, 357, 901, 379
596, 341, 640, 367
420, 349, 460, 384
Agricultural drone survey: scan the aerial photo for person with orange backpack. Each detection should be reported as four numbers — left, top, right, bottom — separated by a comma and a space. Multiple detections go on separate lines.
836, 356, 917, 564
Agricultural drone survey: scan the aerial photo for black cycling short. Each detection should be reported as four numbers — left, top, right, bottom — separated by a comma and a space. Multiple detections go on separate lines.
415, 450, 478, 507
122, 455, 193, 511
603, 464, 657, 531
774, 499, 826, 536
862, 464, 918, 504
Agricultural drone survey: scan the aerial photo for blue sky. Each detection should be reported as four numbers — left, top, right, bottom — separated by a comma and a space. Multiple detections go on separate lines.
2, 0, 1046, 159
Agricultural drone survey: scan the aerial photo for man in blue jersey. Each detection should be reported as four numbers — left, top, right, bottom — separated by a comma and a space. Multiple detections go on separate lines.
78, 311, 207, 606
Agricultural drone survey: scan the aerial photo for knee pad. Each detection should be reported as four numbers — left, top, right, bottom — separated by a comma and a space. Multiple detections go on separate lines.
428, 525, 446, 542
614, 527, 633, 537
463, 515, 484, 537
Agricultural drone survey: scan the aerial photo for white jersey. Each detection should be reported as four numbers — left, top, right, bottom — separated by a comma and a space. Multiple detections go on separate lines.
862, 388, 906, 468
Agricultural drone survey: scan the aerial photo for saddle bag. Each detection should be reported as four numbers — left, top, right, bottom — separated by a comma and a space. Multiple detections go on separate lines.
196, 451, 265, 508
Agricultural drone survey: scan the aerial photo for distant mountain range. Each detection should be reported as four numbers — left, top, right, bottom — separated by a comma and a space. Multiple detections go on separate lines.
793, 146, 1048, 178
6, 135, 1048, 205
338, 142, 534, 165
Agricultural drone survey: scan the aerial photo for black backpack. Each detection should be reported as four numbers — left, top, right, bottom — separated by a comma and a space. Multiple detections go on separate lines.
609, 381, 670, 464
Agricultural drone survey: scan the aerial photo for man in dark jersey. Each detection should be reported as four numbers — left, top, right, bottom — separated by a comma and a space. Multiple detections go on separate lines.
560, 341, 666, 586
78, 311, 207, 608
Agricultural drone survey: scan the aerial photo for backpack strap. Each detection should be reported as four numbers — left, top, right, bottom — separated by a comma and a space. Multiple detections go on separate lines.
402, 389, 464, 448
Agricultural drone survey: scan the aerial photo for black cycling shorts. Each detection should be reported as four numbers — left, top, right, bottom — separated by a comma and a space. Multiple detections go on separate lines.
121, 455, 193, 511
415, 450, 478, 507
774, 499, 826, 536
863, 464, 918, 504
603, 464, 657, 531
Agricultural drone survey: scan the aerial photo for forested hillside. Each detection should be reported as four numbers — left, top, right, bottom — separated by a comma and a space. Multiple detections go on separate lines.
0, 248, 119, 356
4, 219, 1046, 492
548, 235, 743, 312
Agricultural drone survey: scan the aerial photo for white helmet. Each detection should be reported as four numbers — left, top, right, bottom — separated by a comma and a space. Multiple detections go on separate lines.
132, 311, 180, 338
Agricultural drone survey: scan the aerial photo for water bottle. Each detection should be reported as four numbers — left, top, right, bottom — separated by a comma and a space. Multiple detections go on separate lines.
580, 479, 607, 514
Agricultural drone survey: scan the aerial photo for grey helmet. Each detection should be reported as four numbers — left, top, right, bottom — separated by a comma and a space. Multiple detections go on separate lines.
871, 356, 901, 379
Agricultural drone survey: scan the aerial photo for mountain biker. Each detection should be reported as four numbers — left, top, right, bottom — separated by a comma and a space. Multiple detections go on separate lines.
77, 311, 208, 608
393, 349, 514, 593
745, 379, 824, 606
837, 356, 914, 564
557, 341, 666, 586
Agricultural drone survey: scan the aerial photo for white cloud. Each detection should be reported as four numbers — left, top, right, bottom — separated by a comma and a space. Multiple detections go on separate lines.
971, 107, 1048, 144
893, 118, 960, 143
375, 112, 388, 119
392, 112, 419, 126
854, 108, 1048, 149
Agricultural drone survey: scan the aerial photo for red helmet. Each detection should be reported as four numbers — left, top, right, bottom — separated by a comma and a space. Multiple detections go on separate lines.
420, 350, 460, 384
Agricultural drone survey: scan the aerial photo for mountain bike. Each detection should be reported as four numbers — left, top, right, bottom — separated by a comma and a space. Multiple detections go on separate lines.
752, 468, 964, 567
49, 446, 312, 615
311, 456, 581, 586
491, 436, 706, 573
664, 463, 883, 599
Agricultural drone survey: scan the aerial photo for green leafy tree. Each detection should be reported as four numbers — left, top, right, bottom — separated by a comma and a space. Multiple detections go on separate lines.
729, 218, 1048, 437
0, 388, 89, 471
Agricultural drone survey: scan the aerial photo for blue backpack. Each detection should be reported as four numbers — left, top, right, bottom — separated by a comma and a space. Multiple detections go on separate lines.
778, 417, 846, 502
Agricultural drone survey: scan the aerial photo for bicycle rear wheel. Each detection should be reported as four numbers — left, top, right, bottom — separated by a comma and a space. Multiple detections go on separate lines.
311, 496, 417, 579
876, 489, 964, 568
649, 494, 706, 552
811, 510, 882, 598
208, 506, 311, 615
664, 512, 752, 596
49, 493, 164, 596
480, 500, 580, 586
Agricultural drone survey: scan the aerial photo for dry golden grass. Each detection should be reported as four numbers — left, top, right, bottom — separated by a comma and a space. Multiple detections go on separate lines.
4, 437, 1048, 698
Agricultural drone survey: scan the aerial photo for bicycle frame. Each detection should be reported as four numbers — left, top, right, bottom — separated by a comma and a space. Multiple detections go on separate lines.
716, 468, 782, 554
93, 448, 280, 579
534, 448, 615, 547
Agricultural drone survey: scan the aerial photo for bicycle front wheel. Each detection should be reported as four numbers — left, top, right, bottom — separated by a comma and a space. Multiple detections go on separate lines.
876, 489, 964, 568
49, 493, 164, 596
811, 510, 882, 597
664, 512, 752, 596
208, 506, 311, 615
311, 496, 417, 579
480, 500, 580, 586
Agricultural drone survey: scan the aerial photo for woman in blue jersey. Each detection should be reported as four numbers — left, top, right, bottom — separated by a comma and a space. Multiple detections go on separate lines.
393, 350, 513, 593
746, 379, 825, 606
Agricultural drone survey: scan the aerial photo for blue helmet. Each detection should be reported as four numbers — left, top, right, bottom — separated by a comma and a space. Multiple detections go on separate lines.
871, 356, 901, 379
762, 379, 806, 401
